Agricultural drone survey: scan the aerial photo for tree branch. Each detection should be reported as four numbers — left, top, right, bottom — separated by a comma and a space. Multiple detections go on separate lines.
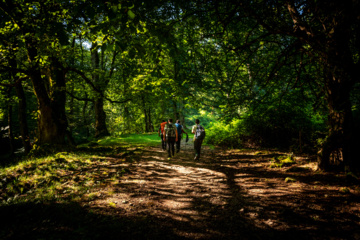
66, 90, 94, 102
0, 77, 28, 87
66, 67, 103, 95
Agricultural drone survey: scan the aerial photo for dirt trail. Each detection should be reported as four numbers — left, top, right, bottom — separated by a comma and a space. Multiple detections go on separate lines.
87, 141, 360, 240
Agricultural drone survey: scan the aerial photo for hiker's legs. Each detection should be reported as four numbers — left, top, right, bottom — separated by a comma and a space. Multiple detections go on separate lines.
167, 137, 175, 157
176, 136, 182, 152
161, 134, 166, 150
194, 139, 202, 159
170, 138, 175, 156
160, 134, 164, 150
167, 139, 171, 157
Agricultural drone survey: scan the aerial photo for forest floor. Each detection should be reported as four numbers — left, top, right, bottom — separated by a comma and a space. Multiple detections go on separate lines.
2, 140, 360, 239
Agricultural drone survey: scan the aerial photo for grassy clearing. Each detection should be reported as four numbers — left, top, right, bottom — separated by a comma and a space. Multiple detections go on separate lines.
79, 133, 163, 148
0, 151, 129, 206
78, 132, 212, 148
0, 134, 153, 208
0, 132, 208, 209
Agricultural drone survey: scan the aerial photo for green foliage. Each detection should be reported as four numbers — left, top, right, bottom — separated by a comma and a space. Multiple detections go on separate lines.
186, 109, 216, 129
206, 119, 245, 148
242, 100, 326, 151
0, 0, 357, 176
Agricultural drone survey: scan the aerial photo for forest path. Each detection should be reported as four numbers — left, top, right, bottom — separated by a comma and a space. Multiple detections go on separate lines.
88, 142, 360, 240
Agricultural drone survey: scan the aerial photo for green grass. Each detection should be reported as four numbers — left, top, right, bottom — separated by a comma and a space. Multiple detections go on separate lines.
0, 133, 212, 209
80, 133, 163, 148
78, 132, 212, 148
0, 134, 152, 207
0, 134, 167, 206
0, 151, 129, 206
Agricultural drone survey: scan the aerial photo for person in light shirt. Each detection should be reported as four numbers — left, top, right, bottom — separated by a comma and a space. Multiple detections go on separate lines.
191, 119, 205, 161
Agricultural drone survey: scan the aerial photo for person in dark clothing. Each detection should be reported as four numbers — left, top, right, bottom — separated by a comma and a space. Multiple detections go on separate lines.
164, 118, 178, 160
175, 120, 188, 153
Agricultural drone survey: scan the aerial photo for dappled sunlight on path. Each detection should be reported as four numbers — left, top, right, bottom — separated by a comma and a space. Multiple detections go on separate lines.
84, 144, 360, 239
106, 144, 360, 238
1, 142, 359, 239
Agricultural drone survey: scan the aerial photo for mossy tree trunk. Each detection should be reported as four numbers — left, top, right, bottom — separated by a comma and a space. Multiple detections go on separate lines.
91, 43, 110, 138
27, 43, 68, 145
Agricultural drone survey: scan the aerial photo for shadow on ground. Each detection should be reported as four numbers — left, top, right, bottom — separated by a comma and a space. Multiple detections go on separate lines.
1, 142, 359, 240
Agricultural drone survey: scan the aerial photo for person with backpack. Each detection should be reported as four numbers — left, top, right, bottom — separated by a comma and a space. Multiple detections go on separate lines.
158, 120, 167, 151
175, 120, 188, 153
164, 118, 178, 160
191, 119, 205, 160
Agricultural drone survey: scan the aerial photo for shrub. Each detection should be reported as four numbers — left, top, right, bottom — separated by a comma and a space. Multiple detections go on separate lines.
206, 119, 245, 148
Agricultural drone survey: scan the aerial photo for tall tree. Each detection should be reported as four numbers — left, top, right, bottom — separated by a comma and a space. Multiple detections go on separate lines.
184, 0, 360, 171
0, 1, 72, 145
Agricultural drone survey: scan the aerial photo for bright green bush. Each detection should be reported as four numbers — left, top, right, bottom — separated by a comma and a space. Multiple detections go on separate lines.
206, 119, 245, 148
205, 101, 327, 152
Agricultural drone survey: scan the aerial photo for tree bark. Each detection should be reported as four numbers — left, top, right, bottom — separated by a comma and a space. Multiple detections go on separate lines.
142, 95, 151, 132
25, 40, 68, 145
318, 72, 355, 171
148, 108, 154, 132
94, 97, 109, 138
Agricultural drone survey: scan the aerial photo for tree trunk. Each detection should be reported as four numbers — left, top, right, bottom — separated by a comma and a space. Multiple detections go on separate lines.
26, 42, 67, 145
318, 70, 355, 171
172, 101, 178, 122
15, 82, 31, 153
34, 70, 67, 144
94, 97, 109, 138
7, 99, 14, 155
91, 43, 109, 138
82, 97, 90, 138
9, 57, 31, 153
148, 108, 154, 132
142, 95, 150, 132
178, 100, 186, 129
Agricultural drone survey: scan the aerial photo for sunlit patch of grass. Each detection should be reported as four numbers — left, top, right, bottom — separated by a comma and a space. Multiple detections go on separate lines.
269, 154, 296, 168
71, 195, 82, 202
78, 133, 161, 148
86, 192, 98, 201
255, 151, 264, 155
108, 201, 117, 208
0, 151, 130, 206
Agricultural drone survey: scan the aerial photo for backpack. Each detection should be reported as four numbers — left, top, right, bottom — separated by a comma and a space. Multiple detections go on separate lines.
195, 125, 206, 140
165, 123, 177, 138
175, 123, 182, 136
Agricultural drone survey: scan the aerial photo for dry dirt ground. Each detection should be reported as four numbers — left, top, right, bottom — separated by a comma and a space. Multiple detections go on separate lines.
83, 141, 360, 240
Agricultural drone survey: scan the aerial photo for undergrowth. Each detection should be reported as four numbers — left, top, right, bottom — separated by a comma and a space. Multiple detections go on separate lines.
269, 154, 296, 168
0, 134, 151, 207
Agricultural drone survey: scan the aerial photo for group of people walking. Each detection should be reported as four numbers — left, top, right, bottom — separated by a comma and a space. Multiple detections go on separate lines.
158, 119, 206, 160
